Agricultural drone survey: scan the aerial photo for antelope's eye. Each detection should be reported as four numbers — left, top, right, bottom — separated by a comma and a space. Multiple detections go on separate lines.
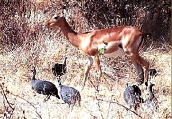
54, 16, 59, 20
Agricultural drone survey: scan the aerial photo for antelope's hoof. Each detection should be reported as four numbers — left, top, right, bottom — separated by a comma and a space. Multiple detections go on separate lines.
145, 82, 148, 86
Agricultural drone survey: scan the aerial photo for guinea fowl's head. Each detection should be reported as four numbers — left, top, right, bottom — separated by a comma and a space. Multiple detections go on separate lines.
63, 57, 67, 66
31, 67, 37, 79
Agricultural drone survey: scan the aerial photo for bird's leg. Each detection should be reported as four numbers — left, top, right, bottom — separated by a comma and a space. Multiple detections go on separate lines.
78, 100, 81, 107
43, 96, 48, 102
70, 104, 74, 110
44, 95, 51, 102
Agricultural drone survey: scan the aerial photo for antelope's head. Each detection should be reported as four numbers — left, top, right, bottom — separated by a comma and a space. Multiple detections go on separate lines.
45, 16, 63, 29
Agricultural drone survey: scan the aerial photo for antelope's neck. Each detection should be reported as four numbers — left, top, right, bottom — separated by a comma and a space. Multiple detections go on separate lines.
60, 18, 80, 47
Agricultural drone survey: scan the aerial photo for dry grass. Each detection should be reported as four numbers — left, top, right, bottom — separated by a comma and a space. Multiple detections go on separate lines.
0, 41, 171, 119
0, 1, 171, 119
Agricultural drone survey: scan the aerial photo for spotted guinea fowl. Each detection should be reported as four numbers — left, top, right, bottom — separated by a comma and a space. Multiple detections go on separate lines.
58, 78, 81, 108
147, 82, 155, 101
52, 57, 67, 77
146, 82, 158, 111
148, 69, 157, 77
31, 67, 60, 102
123, 84, 143, 110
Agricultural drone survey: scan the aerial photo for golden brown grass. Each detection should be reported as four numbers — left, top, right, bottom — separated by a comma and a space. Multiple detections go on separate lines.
0, 30, 171, 119
0, 1, 171, 119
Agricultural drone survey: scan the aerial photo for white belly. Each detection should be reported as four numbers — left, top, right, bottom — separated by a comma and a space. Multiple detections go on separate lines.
104, 48, 125, 58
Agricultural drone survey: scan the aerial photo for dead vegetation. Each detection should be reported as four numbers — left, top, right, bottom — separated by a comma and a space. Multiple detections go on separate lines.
0, 0, 171, 119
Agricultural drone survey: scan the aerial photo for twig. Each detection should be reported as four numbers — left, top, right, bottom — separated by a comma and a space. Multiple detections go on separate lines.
0, 84, 15, 119
106, 96, 112, 119
96, 95, 104, 119
97, 98, 143, 119
96, 77, 100, 92
0, 84, 14, 110
9, 93, 42, 119
88, 78, 99, 92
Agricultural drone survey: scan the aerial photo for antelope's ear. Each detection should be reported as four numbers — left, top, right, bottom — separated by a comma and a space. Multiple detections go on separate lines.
44, 20, 50, 30
45, 20, 50, 26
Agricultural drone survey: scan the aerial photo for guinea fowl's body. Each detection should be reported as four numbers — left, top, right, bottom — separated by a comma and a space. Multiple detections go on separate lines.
52, 57, 67, 77
31, 67, 60, 101
147, 82, 155, 101
58, 78, 81, 108
124, 85, 143, 110
31, 80, 60, 98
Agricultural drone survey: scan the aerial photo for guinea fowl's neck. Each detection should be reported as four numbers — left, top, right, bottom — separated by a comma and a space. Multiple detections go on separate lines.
63, 57, 67, 66
58, 79, 62, 86
148, 84, 154, 100
32, 74, 36, 81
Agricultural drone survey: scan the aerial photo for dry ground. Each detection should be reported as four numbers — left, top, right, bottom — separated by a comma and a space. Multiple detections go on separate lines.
0, 34, 171, 119
0, 1, 171, 119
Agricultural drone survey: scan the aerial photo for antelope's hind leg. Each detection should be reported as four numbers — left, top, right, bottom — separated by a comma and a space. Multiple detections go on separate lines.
138, 56, 149, 86
133, 62, 144, 85
131, 54, 149, 86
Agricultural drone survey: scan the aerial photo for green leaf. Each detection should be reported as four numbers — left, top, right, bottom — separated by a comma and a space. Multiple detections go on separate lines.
99, 48, 105, 54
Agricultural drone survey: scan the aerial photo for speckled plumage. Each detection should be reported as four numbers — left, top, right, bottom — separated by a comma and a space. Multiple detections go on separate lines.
124, 85, 143, 110
52, 57, 67, 77
147, 82, 155, 101
58, 78, 81, 108
31, 67, 60, 101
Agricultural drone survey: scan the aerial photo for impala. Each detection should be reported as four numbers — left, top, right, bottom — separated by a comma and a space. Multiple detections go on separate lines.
45, 16, 149, 88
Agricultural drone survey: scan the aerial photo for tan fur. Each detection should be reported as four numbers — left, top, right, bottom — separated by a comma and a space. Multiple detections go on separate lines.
45, 16, 149, 87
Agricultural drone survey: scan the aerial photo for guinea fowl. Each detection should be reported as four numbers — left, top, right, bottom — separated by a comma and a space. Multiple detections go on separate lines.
31, 67, 60, 102
123, 84, 143, 110
52, 57, 67, 77
146, 82, 158, 111
148, 69, 157, 77
147, 82, 155, 101
147, 69, 156, 100
58, 78, 81, 108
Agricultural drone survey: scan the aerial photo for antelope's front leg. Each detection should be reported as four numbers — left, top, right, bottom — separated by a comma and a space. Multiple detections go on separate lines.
83, 57, 93, 88
94, 56, 102, 79
94, 56, 102, 91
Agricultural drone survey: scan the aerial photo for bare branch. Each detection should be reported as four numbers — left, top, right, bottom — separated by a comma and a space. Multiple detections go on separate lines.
0, 84, 14, 110
106, 95, 112, 119
9, 93, 42, 119
95, 95, 104, 119
97, 98, 143, 119
0, 84, 15, 119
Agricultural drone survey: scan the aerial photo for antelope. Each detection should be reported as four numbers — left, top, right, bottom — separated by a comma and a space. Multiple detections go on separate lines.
45, 16, 149, 88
